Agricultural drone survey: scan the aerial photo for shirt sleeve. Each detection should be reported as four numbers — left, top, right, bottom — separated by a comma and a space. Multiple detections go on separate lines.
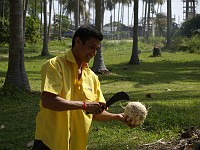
41, 58, 63, 95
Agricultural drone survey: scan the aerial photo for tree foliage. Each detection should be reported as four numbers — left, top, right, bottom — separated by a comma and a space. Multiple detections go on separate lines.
179, 14, 200, 37
0, 17, 9, 44
53, 15, 70, 32
25, 16, 40, 43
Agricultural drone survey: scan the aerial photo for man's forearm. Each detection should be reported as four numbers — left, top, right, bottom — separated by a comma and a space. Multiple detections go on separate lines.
93, 111, 124, 122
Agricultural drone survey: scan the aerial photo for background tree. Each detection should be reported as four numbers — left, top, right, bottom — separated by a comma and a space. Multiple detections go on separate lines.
0, 0, 9, 18
0, 17, 9, 43
92, 0, 109, 74
179, 14, 200, 37
58, 0, 62, 40
41, 0, 49, 55
23, 0, 28, 46
25, 16, 40, 44
155, 12, 167, 36
129, 0, 140, 65
4, 0, 30, 91
48, 0, 52, 41
166, 0, 171, 49
105, 0, 114, 39
75, 0, 79, 30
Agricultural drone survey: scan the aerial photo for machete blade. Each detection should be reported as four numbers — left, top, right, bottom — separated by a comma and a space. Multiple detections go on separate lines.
86, 91, 130, 114
106, 91, 130, 107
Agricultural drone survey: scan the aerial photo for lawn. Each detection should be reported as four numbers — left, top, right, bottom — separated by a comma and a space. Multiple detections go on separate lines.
0, 39, 200, 149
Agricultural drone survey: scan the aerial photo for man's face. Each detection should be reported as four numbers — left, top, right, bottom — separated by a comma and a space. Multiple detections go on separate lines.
76, 37, 101, 63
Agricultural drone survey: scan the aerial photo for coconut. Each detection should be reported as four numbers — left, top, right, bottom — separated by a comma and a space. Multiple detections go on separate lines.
124, 102, 148, 126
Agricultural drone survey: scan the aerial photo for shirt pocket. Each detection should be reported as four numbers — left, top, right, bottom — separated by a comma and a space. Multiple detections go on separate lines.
81, 83, 97, 102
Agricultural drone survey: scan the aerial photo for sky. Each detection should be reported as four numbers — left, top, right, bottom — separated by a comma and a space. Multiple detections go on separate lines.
51, 0, 200, 26
103, 0, 200, 25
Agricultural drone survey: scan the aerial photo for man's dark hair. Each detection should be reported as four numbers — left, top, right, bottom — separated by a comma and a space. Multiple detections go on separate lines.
72, 24, 103, 48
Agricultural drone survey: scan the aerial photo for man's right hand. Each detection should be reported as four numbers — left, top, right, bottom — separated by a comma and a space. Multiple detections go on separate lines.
84, 102, 107, 115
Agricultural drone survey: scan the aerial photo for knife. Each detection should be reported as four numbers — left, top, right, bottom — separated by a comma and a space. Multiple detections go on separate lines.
86, 91, 130, 114
105, 91, 130, 108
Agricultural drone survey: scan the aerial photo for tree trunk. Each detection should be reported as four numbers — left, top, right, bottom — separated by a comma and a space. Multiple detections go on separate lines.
4, 0, 30, 92
129, 0, 140, 65
193, 0, 196, 17
34, 0, 37, 19
147, 0, 150, 41
1, 0, 5, 18
117, 2, 121, 39
48, 0, 52, 41
58, 0, 62, 41
53, 0, 56, 36
23, 0, 28, 46
166, 0, 171, 49
41, 0, 49, 56
92, 0, 109, 74
75, 0, 79, 30
40, 0, 43, 38
143, 1, 147, 39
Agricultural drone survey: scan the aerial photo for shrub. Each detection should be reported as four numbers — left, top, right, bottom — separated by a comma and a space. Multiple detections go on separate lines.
0, 17, 9, 44
25, 16, 40, 44
179, 14, 200, 37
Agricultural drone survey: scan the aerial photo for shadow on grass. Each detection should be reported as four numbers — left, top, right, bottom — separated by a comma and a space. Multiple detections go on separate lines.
99, 60, 200, 86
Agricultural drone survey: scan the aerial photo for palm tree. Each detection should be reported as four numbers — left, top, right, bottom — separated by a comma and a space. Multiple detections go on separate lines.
4, 0, 30, 91
166, 0, 171, 49
58, 0, 63, 40
129, 0, 140, 65
63, 0, 90, 28
142, 0, 165, 39
41, 0, 49, 55
0, 0, 5, 18
0, 0, 9, 18
142, 0, 148, 39
75, 0, 79, 30
23, 0, 28, 46
92, 0, 109, 74
48, 0, 52, 41
105, 0, 115, 39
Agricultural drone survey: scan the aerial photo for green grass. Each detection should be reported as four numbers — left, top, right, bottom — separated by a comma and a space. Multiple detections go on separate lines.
0, 39, 200, 150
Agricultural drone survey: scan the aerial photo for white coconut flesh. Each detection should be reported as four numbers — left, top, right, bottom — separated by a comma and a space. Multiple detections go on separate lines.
124, 102, 148, 126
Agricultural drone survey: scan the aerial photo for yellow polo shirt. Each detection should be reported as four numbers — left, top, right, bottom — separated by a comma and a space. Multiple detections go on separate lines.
35, 50, 105, 150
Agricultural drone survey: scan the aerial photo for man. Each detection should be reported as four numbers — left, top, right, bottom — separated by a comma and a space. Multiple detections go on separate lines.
33, 24, 134, 150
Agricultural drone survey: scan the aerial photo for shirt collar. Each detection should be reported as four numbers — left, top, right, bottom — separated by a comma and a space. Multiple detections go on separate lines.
65, 49, 89, 69
65, 49, 76, 63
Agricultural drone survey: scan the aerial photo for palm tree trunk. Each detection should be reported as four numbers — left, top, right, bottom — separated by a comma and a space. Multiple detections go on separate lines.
92, 0, 109, 74
117, 2, 121, 39
48, 0, 52, 41
147, 0, 150, 41
23, 0, 28, 46
143, 1, 147, 39
40, 0, 43, 38
75, 0, 79, 30
34, 0, 37, 19
4, 0, 30, 91
41, 0, 49, 55
129, 0, 140, 65
53, 0, 56, 35
166, 0, 171, 49
193, 0, 196, 16
58, 0, 62, 41
1, 0, 5, 18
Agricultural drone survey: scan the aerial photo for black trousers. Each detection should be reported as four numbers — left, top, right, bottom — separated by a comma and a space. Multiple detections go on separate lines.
32, 140, 50, 150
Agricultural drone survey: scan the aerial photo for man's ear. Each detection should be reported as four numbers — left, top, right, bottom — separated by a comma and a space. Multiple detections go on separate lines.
75, 37, 81, 46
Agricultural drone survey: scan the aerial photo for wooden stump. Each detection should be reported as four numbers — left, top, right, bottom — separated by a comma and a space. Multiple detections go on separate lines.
153, 47, 161, 57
